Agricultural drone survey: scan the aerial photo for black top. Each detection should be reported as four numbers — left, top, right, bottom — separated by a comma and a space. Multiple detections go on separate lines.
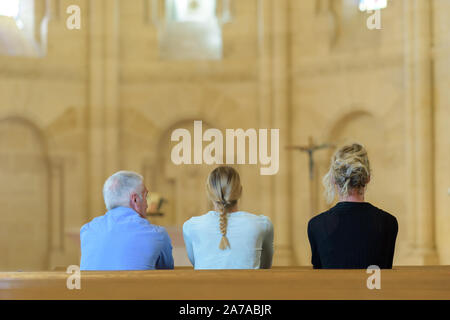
307, 202, 398, 269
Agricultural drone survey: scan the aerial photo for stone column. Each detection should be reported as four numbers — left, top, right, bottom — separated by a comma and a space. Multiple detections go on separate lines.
104, 0, 121, 174
258, 0, 294, 265
403, 0, 439, 264
272, 0, 294, 266
48, 158, 65, 268
431, 0, 450, 265
87, 0, 120, 219
257, 0, 274, 233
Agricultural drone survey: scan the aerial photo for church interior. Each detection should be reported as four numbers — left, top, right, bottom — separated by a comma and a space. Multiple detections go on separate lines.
0, 0, 449, 275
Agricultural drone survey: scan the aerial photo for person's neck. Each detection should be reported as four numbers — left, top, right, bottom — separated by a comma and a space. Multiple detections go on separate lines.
339, 193, 365, 203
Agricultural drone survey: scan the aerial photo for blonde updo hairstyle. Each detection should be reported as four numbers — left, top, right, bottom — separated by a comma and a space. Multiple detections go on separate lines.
323, 143, 371, 204
206, 166, 242, 250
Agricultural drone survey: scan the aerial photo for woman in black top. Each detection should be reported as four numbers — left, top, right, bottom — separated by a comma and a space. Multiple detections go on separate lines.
307, 143, 398, 269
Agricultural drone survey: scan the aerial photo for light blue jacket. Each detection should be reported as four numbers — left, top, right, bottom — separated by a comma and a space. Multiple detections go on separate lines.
183, 211, 274, 269
80, 206, 174, 270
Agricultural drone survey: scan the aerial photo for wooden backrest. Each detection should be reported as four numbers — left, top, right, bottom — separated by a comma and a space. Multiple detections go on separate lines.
1, 266, 449, 299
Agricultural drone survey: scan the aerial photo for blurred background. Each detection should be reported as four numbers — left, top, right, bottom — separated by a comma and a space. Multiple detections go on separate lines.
0, 0, 448, 271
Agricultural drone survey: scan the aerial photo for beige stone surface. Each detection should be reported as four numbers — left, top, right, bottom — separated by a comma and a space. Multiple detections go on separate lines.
0, 0, 448, 270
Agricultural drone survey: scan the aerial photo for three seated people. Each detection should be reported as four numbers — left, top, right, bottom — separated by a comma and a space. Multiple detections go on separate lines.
80, 143, 398, 270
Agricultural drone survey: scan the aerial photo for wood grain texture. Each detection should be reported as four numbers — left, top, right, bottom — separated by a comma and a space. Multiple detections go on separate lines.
0, 266, 449, 300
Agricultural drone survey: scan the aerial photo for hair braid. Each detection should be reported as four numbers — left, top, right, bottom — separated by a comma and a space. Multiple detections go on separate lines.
219, 207, 230, 250
206, 166, 242, 250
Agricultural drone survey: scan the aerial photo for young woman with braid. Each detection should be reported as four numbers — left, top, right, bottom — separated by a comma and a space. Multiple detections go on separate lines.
183, 166, 274, 269
307, 143, 398, 269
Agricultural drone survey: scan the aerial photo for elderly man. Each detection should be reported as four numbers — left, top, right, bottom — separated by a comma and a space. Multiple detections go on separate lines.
80, 171, 174, 270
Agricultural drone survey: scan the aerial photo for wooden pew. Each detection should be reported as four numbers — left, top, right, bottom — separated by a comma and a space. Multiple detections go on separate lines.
0, 266, 449, 300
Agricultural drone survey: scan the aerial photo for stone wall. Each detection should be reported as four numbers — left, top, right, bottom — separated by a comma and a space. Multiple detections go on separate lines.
0, 0, 447, 270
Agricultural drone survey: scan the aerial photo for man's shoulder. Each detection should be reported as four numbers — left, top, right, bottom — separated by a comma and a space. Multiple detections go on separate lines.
140, 221, 167, 235
126, 222, 171, 246
80, 214, 106, 233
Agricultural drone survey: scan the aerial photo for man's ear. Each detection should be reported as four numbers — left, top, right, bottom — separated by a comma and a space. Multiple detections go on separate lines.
129, 193, 138, 209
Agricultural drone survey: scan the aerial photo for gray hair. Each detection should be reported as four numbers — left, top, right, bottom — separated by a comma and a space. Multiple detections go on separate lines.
103, 171, 144, 211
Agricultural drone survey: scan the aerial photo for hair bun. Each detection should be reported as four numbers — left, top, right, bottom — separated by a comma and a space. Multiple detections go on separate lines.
344, 166, 353, 178
322, 143, 371, 204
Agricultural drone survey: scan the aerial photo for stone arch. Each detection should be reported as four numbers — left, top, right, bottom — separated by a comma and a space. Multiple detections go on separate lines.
318, 110, 403, 225
128, 84, 244, 184
150, 118, 223, 227
315, 110, 385, 210
315, 109, 405, 262
0, 116, 50, 271
136, 85, 246, 225
137, 83, 245, 134
327, 109, 377, 142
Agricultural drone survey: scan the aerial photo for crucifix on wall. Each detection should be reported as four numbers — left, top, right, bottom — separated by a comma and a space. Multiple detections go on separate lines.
286, 136, 334, 216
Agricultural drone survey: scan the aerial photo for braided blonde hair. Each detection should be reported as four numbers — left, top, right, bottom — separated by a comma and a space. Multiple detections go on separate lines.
323, 143, 371, 204
206, 166, 242, 250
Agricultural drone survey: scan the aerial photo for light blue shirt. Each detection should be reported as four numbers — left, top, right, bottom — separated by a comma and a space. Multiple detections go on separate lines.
183, 211, 274, 269
80, 206, 174, 270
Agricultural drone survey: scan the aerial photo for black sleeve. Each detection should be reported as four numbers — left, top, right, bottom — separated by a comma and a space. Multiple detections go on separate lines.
308, 220, 322, 269
386, 216, 398, 269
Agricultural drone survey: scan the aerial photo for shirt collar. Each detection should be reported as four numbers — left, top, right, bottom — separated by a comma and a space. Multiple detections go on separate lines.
106, 206, 140, 217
